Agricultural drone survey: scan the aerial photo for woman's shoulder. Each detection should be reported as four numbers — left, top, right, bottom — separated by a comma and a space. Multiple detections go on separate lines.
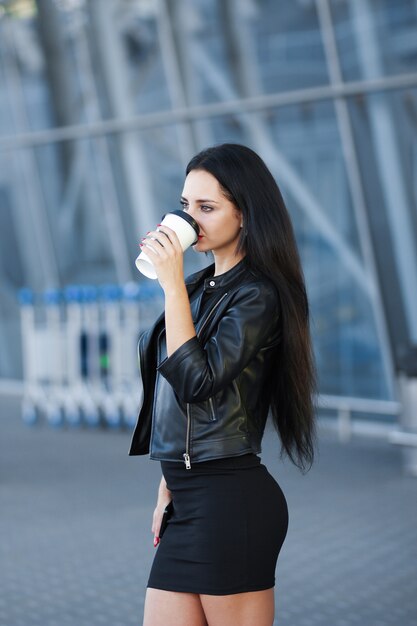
184, 260, 280, 308
239, 266, 280, 303
229, 271, 282, 339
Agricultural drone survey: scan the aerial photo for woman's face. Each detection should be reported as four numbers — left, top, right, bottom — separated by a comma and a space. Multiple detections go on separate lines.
180, 169, 242, 256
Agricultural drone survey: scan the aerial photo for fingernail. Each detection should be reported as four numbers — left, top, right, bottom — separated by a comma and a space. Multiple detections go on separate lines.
153, 537, 159, 547
157, 224, 161, 227
146, 231, 150, 234
139, 243, 143, 247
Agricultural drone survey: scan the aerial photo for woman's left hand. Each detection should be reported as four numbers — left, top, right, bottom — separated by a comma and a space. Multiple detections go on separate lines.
140, 225, 185, 293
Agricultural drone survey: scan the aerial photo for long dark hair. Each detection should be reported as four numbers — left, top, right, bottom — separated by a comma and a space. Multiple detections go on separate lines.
186, 143, 318, 473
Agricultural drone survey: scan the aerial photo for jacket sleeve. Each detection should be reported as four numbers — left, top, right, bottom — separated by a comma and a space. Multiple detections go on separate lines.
156, 282, 281, 403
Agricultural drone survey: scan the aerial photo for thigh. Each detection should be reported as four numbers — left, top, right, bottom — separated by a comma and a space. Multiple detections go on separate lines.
143, 588, 208, 626
200, 588, 275, 626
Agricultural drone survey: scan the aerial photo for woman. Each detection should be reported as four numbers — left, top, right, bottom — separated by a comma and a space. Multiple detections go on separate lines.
129, 143, 318, 626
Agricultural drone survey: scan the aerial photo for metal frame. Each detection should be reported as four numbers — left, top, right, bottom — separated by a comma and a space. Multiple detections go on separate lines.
155, 0, 196, 162
194, 0, 378, 298
72, 7, 134, 283
88, 1, 156, 248
1, 71, 416, 151
1, 1, 417, 452
349, 0, 417, 343
316, 0, 397, 397
0, 18, 59, 287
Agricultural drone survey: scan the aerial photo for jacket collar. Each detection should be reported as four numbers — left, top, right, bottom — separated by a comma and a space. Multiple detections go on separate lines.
185, 257, 249, 294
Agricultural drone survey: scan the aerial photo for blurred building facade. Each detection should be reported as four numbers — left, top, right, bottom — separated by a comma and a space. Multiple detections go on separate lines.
0, 0, 416, 430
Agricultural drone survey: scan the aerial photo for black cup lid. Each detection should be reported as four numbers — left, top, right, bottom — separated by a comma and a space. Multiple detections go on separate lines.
161, 210, 200, 241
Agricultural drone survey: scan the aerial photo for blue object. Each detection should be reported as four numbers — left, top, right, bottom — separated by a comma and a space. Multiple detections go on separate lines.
64, 285, 83, 303
46, 407, 64, 428
84, 408, 101, 428
105, 410, 122, 428
43, 288, 61, 306
123, 282, 141, 301
18, 288, 34, 306
66, 408, 82, 427
81, 285, 98, 303
100, 284, 122, 302
22, 403, 37, 425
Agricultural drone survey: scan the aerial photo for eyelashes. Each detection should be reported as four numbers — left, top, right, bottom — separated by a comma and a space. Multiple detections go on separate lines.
180, 200, 213, 213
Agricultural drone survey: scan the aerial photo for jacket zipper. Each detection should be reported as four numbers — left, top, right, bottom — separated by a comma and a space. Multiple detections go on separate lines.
183, 403, 192, 469
183, 291, 229, 469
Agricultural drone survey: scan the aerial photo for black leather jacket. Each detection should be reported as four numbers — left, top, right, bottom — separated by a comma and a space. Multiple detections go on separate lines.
128, 257, 282, 469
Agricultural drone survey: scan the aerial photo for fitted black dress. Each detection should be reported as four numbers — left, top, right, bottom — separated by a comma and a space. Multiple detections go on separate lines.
147, 454, 288, 595
147, 273, 289, 595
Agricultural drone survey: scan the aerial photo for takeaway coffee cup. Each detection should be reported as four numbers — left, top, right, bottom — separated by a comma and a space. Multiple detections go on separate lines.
135, 210, 200, 279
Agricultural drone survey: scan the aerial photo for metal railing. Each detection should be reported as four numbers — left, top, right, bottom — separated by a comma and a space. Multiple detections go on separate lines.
317, 393, 417, 448
2, 378, 415, 447
317, 393, 401, 441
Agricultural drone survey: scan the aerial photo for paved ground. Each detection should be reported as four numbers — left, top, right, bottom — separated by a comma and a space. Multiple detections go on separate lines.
0, 395, 416, 626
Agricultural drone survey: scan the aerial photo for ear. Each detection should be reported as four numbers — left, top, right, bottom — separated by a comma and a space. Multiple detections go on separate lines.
234, 208, 243, 227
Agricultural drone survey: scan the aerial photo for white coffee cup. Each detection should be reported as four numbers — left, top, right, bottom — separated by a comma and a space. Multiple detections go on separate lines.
135, 210, 200, 279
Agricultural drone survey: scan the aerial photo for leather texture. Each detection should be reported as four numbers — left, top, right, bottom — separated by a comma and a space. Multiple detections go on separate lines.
128, 258, 282, 464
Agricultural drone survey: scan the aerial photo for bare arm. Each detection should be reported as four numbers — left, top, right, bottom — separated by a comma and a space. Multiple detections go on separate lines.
140, 225, 196, 545
164, 284, 196, 357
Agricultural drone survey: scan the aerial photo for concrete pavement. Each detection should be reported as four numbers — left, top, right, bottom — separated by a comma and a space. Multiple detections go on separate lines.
1, 396, 416, 626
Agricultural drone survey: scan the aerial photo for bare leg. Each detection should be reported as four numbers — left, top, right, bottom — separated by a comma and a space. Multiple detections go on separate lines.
143, 588, 208, 626
200, 588, 275, 626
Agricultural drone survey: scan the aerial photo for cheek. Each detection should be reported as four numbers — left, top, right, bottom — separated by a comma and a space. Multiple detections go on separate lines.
205, 213, 240, 237
219, 213, 240, 231
228, 218, 242, 236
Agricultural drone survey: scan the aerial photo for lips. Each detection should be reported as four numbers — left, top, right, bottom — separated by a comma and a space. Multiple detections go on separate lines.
197, 235, 204, 239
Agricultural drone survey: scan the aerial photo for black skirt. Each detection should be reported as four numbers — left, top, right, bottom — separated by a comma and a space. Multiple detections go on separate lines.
147, 454, 289, 596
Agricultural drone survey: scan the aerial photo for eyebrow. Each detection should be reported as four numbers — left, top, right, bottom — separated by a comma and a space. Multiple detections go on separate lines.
181, 196, 219, 203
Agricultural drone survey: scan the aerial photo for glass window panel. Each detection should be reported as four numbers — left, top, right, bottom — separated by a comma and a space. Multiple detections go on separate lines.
0, 0, 173, 139
267, 106, 390, 399
331, 0, 417, 81
205, 105, 390, 399
250, 0, 329, 93
347, 86, 417, 359
0, 0, 408, 410
172, 0, 329, 106
1, 103, 395, 399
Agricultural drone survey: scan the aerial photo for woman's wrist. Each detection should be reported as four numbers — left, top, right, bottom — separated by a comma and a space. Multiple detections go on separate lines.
157, 494, 172, 510
157, 478, 172, 507
163, 281, 188, 299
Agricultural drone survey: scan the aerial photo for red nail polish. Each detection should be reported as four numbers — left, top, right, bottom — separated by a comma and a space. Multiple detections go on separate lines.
157, 224, 161, 227
140, 243, 143, 247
